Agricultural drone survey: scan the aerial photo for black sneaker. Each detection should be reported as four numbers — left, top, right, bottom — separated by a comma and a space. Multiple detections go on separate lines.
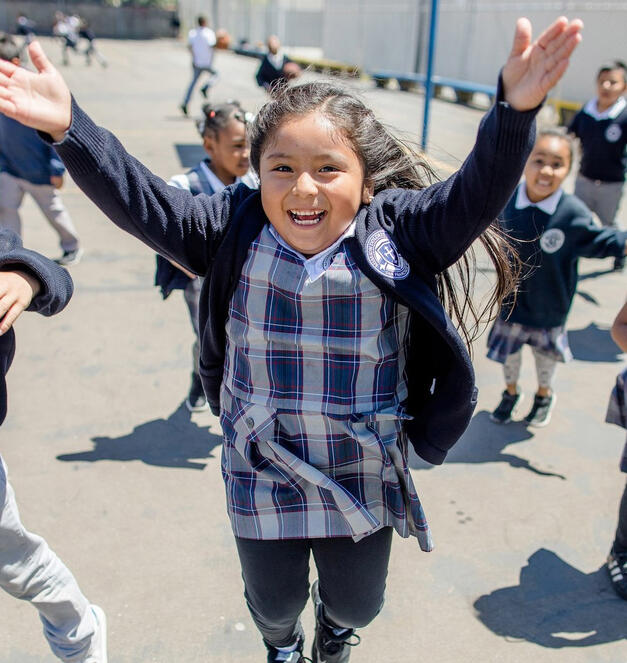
200, 84, 209, 98
180, 103, 188, 116
490, 390, 523, 424
55, 248, 83, 266
311, 581, 360, 663
607, 549, 627, 600
614, 256, 625, 272
266, 634, 308, 662
185, 372, 208, 412
524, 393, 556, 427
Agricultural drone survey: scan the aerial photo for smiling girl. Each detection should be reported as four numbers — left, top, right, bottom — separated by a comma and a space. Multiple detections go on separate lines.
0, 18, 583, 662
488, 129, 627, 428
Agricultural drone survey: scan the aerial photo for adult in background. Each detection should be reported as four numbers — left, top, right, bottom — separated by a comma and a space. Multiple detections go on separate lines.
255, 35, 301, 93
180, 15, 217, 117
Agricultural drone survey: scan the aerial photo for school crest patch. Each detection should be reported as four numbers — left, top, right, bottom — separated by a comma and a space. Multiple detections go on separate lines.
605, 123, 622, 143
365, 230, 410, 279
540, 228, 565, 254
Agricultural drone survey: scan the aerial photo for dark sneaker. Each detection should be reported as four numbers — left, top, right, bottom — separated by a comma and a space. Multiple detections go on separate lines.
266, 634, 308, 662
180, 103, 188, 116
186, 372, 208, 412
607, 549, 627, 600
311, 581, 360, 663
200, 84, 209, 98
524, 393, 556, 427
55, 248, 83, 266
490, 390, 523, 424
614, 256, 625, 272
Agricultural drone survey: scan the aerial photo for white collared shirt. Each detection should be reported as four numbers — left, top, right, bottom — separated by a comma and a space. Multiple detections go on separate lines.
268, 221, 356, 282
199, 161, 241, 192
515, 183, 563, 215
582, 95, 626, 121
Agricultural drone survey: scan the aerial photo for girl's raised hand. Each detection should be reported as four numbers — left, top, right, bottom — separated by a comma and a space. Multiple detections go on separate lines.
502, 16, 583, 111
0, 41, 72, 142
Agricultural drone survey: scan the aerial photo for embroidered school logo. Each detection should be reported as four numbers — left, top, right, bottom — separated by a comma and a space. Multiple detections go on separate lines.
540, 228, 565, 254
365, 230, 410, 279
605, 123, 622, 143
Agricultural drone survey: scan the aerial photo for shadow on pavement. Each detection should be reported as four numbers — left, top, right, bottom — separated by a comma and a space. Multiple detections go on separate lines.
174, 143, 206, 168
578, 268, 615, 282
474, 548, 627, 648
57, 402, 221, 470
409, 411, 566, 479
568, 322, 622, 362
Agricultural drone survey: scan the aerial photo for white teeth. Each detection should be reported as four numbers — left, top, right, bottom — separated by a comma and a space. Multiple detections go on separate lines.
288, 209, 325, 226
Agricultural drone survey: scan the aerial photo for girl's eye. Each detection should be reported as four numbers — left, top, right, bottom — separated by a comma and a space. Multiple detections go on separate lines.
320, 165, 339, 173
273, 165, 292, 173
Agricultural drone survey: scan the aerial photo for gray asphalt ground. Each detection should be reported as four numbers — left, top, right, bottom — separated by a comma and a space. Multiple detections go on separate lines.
1, 37, 626, 662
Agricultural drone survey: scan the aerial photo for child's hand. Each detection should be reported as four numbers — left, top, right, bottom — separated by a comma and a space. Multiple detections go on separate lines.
0, 270, 42, 335
0, 41, 72, 142
50, 175, 64, 189
502, 17, 583, 111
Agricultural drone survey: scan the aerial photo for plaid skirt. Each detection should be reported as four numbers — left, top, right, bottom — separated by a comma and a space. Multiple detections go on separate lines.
606, 367, 627, 473
487, 318, 573, 364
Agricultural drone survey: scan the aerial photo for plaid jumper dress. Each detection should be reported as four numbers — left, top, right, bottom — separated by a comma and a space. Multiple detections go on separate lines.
219, 225, 432, 550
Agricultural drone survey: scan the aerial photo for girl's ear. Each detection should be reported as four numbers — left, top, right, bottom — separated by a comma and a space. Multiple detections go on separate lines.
362, 180, 374, 204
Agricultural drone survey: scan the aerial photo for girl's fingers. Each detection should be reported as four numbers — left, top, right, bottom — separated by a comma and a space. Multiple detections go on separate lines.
0, 303, 23, 335
27, 41, 54, 75
509, 17, 531, 57
0, 58, 18, 78
542, 58, 570, 90
536, 16, 569, 50
540, 19, 583, 57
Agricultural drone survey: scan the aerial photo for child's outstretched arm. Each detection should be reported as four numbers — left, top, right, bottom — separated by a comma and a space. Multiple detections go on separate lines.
0, 43, 242, 274
612, 300, 627, 353
0, 229, 73, 335
390, 17, 582, 273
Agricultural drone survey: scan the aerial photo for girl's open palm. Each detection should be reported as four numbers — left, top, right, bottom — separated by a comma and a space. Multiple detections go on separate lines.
502, 16, 583, 111
0, 41, 72, 142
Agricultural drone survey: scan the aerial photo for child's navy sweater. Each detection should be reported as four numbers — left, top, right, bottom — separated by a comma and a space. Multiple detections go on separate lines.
0, 115, 66, 185
568, 100, 627, 183
500, 189, 627, 329
0, 229, 73, 426
49, 87, 537, 465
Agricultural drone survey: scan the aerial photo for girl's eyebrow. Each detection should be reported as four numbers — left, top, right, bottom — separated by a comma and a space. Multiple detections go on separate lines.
264, 151, 350, 163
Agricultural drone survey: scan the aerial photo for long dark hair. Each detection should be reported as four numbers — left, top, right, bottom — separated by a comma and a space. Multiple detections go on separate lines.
248, 81, 519, 351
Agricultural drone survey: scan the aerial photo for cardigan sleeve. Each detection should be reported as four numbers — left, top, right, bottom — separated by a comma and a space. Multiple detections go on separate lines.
379, 79, 539, 274
42, 98, 249, 276
0, 229, 73, 316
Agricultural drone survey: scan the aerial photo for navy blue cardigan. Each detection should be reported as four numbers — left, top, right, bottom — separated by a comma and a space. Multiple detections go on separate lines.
50, 88, 537, 464
0, 229, 74, 426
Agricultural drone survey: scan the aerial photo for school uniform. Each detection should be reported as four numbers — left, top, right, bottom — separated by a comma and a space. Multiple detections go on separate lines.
48, 82, 538, 645
0, 229, 98, 662
569, 96, 627, 230
255, 51, 293, 90
488, 184, 627, 387
607, 367, 627, 561
0, 115, 80, 253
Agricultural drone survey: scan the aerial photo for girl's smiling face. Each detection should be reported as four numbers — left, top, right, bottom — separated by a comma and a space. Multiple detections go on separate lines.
258, 111, 372, 256
523, 135, 571, 203
203, 117, 250, 184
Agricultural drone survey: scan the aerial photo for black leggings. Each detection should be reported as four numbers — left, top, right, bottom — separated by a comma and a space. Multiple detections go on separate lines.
235, 527, 393, 649
613, 480, 627, 552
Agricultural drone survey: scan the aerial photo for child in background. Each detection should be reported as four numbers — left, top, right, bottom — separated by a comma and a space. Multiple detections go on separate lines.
606, 298, 627, 600
0, 18, 582, 662
155, 101, 256, 411
489, 129, 627, 427
255, 35, 301, 93
0, 228, 107, 662
569, 60, 627, 272
0, 37, 82, 265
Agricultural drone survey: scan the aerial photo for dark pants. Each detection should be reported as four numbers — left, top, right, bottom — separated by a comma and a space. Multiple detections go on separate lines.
613, 480, 627, 552
235, 527, 393, 648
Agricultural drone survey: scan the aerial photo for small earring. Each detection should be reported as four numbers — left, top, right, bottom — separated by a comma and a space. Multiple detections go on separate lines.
364, 193, 373, 204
